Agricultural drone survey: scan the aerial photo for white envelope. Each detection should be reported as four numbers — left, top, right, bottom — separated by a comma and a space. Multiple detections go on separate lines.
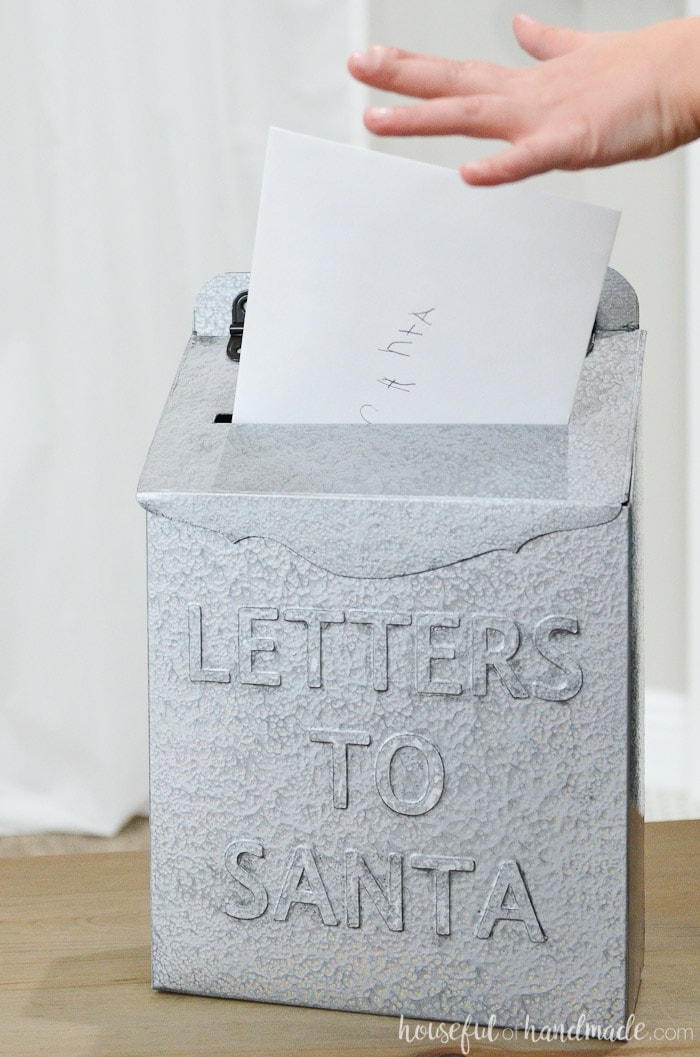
233, 129, 619, 425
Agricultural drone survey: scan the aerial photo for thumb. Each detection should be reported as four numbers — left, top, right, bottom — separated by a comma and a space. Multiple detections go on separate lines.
513, 13, 589, 61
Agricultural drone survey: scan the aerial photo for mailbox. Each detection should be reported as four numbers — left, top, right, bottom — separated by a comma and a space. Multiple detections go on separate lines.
137, 268, 644, 1035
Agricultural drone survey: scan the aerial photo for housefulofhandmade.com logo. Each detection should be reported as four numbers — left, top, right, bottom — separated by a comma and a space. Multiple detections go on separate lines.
399, 1013, 694, 1054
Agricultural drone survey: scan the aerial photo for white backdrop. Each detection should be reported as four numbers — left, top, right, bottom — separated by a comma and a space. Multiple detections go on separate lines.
0, 0, 367, 834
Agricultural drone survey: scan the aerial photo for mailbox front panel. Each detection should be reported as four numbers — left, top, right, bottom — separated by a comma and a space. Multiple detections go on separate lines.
147, 505, 636, 1031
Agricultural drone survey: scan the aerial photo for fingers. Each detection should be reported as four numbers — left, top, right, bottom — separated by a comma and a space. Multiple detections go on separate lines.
512, 13, 590, 61
348, 44, 510, 99
364, 95, 518, 140
347, 22, 601, 186
460, 137, 562, 186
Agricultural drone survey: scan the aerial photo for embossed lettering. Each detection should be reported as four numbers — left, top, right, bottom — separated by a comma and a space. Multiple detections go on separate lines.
308, 729, 371, 809
216, 605, 583, 700
222, 842, 548, 939
532, 616, 583, 701
374, 733, 445, 816
415, 612, 462, 696
238, 607, 281, 687
471, 617, 529, 699
345, 849, 404, 931
273, 844, 338, 926
347, 610, 412, 691
284, 608, 345, 688
475, 860, 546, 942
223, 839, 267, 919
410, 854, 476, 936
188, 603, 231, 683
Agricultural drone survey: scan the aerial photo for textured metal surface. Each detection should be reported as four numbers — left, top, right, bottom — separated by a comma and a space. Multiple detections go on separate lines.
593, 268, 639, 333
139, 269, 644, 1033
194, 271, 249, 337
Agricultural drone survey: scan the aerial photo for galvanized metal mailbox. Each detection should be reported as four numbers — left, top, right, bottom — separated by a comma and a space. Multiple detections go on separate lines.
137, 268, 644, 1035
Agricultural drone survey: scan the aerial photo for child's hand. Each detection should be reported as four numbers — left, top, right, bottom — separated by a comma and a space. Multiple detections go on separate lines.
348, 15, 700, 185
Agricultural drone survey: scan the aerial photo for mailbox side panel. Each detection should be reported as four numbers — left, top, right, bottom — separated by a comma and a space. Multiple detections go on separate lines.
146, 505, 634, 1032
627, 454, 645, 1017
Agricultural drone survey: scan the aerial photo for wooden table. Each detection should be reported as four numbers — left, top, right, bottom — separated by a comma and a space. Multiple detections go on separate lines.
1, 821, 698, 1056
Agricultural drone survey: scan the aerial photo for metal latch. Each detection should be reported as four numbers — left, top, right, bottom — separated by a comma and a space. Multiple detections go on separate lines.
226, 290, 247, 361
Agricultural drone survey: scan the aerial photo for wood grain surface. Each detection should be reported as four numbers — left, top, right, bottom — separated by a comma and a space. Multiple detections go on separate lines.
1, 821, 698, 1057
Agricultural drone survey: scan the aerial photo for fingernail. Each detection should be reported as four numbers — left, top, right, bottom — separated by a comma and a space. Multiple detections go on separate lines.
366, 107, 392, 122
354, 44, 388, 70
461, 160, 489, 184
515, 12, 535, 23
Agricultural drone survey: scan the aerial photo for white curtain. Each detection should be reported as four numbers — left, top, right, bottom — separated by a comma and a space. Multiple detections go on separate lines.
0, 0, 367, 834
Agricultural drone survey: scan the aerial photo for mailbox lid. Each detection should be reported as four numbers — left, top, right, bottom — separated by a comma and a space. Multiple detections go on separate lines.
137, 274, 643, 578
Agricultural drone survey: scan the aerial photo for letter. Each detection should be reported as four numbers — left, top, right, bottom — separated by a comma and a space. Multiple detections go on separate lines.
374, 733, 444, 816
238, 606, 281, 687
284, 608, 345, 688
347, 610, 411, 691
377, 340, 411, 357
410, 854, 476, 935
398, 323, 422, 338
522, 1014, 537, 1041
471, 617, 528, 699
273, 844, 338, 926
398, 1015, 413, 1043
188, 603, 230, 683
461, 1014, 474, 1056
345, 849, 403, 931
377, 376, 416, 393
415, 612, 463, 696
475, 860, 546, 942
532, 615, 583, 701
223, 839, 268, 919
308, 729, 371, 809
411, 308, 435, 325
